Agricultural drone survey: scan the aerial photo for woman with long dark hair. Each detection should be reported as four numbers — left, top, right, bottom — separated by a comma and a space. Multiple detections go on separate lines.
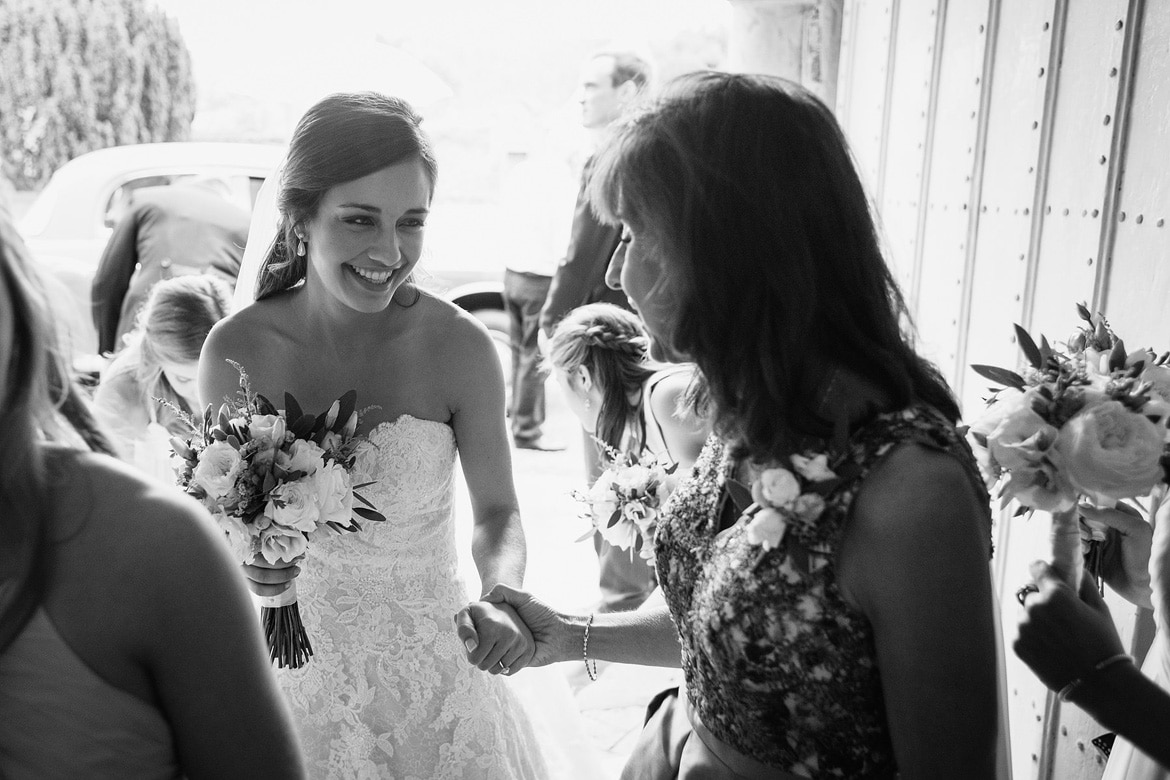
0, 205, 302, 778
473, 72, 1001, 778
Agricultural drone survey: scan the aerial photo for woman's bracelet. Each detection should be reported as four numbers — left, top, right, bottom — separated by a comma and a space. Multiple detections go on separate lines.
1058, 653, 1133, 701
583, 612, 598, 682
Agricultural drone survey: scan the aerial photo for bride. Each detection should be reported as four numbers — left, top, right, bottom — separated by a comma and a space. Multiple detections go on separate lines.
200, 91, 594, 779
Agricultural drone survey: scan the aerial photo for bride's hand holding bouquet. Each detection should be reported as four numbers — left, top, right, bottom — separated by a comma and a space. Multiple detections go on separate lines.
967, 304, 1170, 588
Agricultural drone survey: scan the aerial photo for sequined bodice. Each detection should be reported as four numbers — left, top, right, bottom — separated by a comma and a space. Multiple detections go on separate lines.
654, 405, 991, 777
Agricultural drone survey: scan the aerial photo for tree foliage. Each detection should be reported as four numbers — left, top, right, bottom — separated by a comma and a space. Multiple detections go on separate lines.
0, 0, 195, 189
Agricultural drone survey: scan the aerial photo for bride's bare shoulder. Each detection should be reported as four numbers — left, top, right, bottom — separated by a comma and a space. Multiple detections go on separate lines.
206, 295, 294, 355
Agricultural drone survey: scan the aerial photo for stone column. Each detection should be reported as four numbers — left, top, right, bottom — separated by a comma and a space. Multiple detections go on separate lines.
727, 0, 844, 110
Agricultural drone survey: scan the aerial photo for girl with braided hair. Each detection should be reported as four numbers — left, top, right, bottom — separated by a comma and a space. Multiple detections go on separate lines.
547, 303, 708, 612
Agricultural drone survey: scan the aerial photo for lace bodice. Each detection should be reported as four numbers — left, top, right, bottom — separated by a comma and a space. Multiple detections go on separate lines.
278, 415, 548, 779
654, 406, 991, 777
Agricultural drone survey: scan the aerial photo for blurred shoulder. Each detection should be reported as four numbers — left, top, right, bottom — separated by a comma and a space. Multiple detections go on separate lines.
52, 451, 218, 556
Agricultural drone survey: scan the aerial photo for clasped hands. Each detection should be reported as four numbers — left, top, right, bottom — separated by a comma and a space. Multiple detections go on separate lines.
454, 585, 565, 676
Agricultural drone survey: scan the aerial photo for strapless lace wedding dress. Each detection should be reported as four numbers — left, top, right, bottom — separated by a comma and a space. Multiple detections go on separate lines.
277, 415, 567, 779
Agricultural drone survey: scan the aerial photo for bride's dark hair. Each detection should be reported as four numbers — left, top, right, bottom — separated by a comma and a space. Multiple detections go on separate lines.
255, 91, 438, 301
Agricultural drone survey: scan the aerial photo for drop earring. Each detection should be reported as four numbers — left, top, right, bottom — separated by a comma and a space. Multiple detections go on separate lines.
296, 236, 306, 257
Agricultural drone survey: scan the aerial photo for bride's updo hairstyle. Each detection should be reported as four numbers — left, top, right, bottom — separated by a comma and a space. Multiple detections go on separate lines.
545, 302, 658, 453
0, 209, 115, 652
588, 72, 959, 462
255, 91, 438, 300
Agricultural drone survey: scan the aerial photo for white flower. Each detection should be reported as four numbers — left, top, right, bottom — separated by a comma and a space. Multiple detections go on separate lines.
745, 507, 788, 551
1002, 461, 1076, 513
216, 511, 255, 563
313, 461, 354, 527
968, 388, 1026, 442
277, 438, 325, 477
259, 524, 308, 565
192, 440, 244, 502
1053, 400, 1164, 503
792, 493, 827, 523
248, 414, 286, 447
614, 464, 653, 495
268, 477, 321, 532
598, 512, 641, 551
790, 453, 836, 482
752, 468, 801, 508
986, 408, 1058, 470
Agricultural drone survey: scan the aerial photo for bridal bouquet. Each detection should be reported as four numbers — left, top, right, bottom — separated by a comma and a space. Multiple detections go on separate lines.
967, 304, 1170, 585
573, 441, 676, 561
169, 361, 383, 668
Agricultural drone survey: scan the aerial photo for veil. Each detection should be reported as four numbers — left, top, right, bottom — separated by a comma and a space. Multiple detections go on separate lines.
233, 162, 284, 312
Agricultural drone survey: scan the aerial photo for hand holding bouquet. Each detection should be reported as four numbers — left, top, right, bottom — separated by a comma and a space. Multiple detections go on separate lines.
170, 361, 384, 668
573, 441, 676, 562
967, 304, 1170, 587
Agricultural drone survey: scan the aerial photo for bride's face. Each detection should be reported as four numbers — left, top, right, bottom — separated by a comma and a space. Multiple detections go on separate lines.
302, 160, 432, 313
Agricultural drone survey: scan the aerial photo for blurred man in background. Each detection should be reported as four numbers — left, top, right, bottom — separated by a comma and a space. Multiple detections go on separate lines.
91, 176, 249, 355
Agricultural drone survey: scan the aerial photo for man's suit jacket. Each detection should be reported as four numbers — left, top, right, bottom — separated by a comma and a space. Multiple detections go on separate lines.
91, 185, 250, 354
539, 157, 632, 337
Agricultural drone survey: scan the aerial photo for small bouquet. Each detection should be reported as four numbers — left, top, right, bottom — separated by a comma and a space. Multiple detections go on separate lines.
573, 441, 676, 562
967, 304, 1170, 586
169, 361, 384, 668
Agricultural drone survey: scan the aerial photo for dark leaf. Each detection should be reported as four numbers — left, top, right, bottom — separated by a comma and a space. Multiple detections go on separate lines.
634, 534, 643, 553
607, 509, 622, 528
255, 394, 278, 416
1076, 301, 1092, 322
725, 478, 755, 513
284, 393, 304, 424
353, 506, 384, 523
289, 413, 316, 439
1013, 503, 1030, 517
332, 390, 358, 433
353, 491, 376, 509
1014, 324, 1043, 369
1108, 340, 1127, 372
971, 431, 989, 448
664, 462, 678, 475
1039, 335, 1052, 365
971, 364, 1026, 390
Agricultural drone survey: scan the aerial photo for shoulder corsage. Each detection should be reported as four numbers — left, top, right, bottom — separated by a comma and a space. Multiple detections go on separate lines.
732, 452, 842, 551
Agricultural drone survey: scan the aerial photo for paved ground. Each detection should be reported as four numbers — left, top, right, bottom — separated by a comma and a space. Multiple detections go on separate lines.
453, 374, 683, 777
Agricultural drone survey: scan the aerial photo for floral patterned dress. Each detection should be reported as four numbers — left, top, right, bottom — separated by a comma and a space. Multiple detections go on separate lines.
653, 404, 992, 777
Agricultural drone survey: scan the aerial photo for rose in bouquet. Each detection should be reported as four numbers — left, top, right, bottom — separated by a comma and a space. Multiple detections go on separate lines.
169, 361, 384, 668
573, 441, 677, 562
967, 304, 1170, 586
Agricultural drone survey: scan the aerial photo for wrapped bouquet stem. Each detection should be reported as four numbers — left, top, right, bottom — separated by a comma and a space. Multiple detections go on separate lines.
259, 581, 312, 668
1049, 508, 1084, 590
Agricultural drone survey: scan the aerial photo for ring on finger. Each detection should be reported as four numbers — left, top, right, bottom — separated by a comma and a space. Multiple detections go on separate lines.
496, 660, 510, 674
1016, 583, 1040, 606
